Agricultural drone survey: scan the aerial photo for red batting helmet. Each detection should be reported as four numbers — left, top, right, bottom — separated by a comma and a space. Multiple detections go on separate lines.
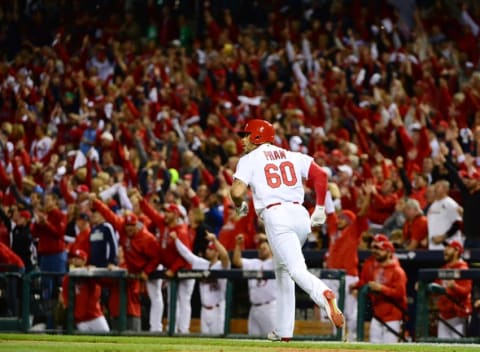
238, 119, 275, 145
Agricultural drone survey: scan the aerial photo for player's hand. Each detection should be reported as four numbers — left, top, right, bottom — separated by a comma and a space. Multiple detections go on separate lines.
432, 234, 446, 245
165, 269, 175, 278
139, 271, 148, 281
310, 205, 326, 227
169, 231, 178, 240
236, 201, 249, 217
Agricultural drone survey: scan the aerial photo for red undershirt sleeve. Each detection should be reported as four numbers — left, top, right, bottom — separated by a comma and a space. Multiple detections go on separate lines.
308, 161, 328, 206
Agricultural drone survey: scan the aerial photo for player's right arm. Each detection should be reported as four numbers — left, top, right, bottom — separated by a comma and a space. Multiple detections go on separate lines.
230, 178, 249, 217
232, 234, 244, 268
170, 231, 202, 267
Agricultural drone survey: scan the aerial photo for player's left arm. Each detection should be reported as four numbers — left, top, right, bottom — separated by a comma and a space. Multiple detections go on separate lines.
307, 161, 328, 206
307, 161, 328, 226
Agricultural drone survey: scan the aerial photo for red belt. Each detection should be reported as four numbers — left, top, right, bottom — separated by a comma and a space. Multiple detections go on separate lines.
202, 303, 220, 310
266, 201, 300, 209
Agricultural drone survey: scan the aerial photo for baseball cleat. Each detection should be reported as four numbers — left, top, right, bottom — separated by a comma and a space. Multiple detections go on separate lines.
267, 331, 291, 342
323, 290, 345, 328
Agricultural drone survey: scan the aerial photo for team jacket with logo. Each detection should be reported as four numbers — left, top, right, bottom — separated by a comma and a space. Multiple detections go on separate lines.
93, 200, 160, 275
370, 260, 407, 322
435, 260, 472, 320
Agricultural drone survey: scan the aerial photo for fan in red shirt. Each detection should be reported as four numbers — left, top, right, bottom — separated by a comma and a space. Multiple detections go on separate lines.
60, 249, 109, 332
434, 240, 472, 339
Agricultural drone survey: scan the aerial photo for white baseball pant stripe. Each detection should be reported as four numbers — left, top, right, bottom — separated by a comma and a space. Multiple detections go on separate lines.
77, 315, 110, 332
262, 202, 330, 338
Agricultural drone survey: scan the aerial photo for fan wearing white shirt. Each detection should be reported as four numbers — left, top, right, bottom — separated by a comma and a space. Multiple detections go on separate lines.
427, 180, 463, 250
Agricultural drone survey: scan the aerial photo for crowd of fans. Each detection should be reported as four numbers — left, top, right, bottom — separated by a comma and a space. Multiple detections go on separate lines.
1, 0, 480, 337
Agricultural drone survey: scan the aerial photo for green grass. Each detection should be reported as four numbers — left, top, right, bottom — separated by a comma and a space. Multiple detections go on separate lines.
0, 334, 479, 352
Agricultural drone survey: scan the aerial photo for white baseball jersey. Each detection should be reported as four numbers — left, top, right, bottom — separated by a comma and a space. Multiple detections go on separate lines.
427, 196, 462, 250
241, 257, 276, 304
233, 143, 313, 211
175, 239, 229, 306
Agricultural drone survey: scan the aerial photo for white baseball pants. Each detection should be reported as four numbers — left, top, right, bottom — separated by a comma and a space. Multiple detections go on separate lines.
248, 300, 276, 336
77, 315, 110, 332
262, 202, 330, 338
369, 318, 401, 343
175, 278, 195, 333
437, 316, 467, 339
146, 278, 164, 332
200, 300, 225, 335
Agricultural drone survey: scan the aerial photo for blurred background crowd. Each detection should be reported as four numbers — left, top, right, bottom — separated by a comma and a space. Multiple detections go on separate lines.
1, 0, 480, 338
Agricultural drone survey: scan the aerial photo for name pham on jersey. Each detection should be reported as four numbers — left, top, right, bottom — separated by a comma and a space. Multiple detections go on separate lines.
263, 150, 286, 160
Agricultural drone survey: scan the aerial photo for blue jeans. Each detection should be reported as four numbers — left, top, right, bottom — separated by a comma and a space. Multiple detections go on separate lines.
39, 251, 67, 296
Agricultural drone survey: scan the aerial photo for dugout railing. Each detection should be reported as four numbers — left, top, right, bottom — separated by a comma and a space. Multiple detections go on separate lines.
416, 268, 480, 343
10, 267, 346, 339
149, 268, 346, 341
0, 269, 23, 331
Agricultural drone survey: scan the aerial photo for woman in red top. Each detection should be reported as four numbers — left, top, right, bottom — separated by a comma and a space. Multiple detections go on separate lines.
61, 249, 109, 332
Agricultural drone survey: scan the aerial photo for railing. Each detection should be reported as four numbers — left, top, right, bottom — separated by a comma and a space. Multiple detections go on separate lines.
415, 268, 480, 343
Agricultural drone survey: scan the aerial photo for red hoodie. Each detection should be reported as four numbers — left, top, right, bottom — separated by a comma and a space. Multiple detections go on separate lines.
92, 200, 160, 275
370, 259, 407, 322
435, 260, 472, 320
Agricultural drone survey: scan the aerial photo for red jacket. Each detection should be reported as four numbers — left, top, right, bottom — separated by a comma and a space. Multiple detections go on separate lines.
371, 259, 407, 322
325, 213, 369, 276
62, 275, 103, 323
31, 208, 66, 255
435, 260, 472, 320
140, 199, 191, 273
93, 200, 160, 275
0, 242, 25, 269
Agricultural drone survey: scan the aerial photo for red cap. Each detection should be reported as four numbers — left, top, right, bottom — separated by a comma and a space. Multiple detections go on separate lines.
75, 185, 90, 193
19, 210, 32, 221
164, 203, 182, 217
446, 240, 463, 255
373, 239, 395, 252
339, 210, 356, 223
71, 249, 88, 261
373, 234, 389, 243
438, 120, 449, 129
124, 213, 138, 225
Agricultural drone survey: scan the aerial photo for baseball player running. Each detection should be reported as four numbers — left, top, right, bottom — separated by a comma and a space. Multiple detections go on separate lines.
170, 231, 230, 335
230, 119, 344, 341
232, 233, 276, 336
